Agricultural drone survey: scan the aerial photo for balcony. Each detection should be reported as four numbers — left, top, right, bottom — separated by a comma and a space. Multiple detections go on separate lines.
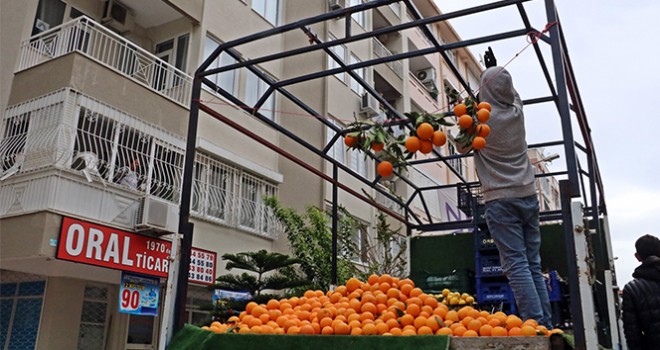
0, 89, 283, 239
372, 38, 403, 78
408, 72, 440, 112
16, 16, 192, 107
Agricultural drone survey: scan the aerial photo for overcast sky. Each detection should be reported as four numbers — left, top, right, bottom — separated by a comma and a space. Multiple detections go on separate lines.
433, 0, 660, 287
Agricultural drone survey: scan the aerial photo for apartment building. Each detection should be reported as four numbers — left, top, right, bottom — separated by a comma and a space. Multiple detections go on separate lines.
0, 0, 482, 349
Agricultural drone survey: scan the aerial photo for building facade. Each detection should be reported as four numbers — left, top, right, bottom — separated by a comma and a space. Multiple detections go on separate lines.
0, 0, 482, 349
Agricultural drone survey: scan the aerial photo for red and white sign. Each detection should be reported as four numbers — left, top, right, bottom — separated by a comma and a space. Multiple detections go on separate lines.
57, 217, 217, 285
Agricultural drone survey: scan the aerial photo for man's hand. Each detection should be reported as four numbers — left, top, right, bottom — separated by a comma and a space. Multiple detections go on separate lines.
484, 46, 497, 68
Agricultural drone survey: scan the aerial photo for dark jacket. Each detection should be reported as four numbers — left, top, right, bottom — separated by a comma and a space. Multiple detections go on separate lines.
622, 255, 660, 350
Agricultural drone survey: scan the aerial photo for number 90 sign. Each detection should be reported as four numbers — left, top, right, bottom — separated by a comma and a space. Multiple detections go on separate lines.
119, 272, 159, 316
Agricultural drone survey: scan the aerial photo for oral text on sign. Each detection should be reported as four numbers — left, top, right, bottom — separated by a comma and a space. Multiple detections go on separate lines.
56, 217, 217, 284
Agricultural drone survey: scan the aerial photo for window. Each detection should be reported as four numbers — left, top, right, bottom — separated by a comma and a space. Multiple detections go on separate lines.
191, 152, 279, 238
77, 285, 109, 350
238, 173, 277, 232
0, 113, 30, 175
204, 36, 237, 95
252, 0, 280, 25
327, 34, 346, 82
0, 281, 45, 349
186, 286, 212, 326
350, 225, 369, 263
325, 119, 345, 165
350, 149, 367, 177
349, 0, 365, 27
72, 107, 184, 203
245, 70, 276, 120
32, 0, 65, 35
192, 154, 237, 222
447, 142, 464, 177
349, 54, 365, 95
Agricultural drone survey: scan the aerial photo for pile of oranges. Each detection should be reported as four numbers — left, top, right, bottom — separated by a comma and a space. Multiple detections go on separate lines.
454, 101, 491, 151
202, 274, 562, 337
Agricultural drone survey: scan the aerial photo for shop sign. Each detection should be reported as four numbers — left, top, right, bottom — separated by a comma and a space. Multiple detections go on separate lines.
212, 289, 252, 303
57, 217, 216, 284
119, 272, 159, 316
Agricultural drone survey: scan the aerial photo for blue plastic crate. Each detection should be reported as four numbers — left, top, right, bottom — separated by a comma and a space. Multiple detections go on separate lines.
476, 254, 504, 277
475, 228, 497, 251
476, 281, 513, 303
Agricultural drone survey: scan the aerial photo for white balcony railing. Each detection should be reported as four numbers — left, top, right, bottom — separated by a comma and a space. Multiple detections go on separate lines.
372, 38, 403, 78
17, 16, 192, 107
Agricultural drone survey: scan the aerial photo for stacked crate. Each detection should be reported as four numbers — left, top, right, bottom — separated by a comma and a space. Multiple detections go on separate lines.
474, 212, 517, 314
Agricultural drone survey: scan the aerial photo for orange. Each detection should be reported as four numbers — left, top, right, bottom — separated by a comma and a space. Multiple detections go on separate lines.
508, 326, 522, 336
334, 321, 351, 335
378, 282, 391, 294
419, 140, 433, 154
368, 274, 380, 285
399, 314, 415, 326
361, 302, 377, 314
245, 302, 258, 314
463, 329, 479, 337
425, 316, 441, 331
386, 288, 400, 300
405, 136, 421, 153
299, 324, 315, 334
453, 325, 467, 336
376, 322, 390, 334
436, 327, 453, 336
477, 108, 491, 123
335, 285, 348, 296
416, 122, 434, 140
475, 124, 490, 137
522, 319, 539, 328
371, 142, 384, 152
453, 103, 467, 116
472, 136, 486, 150
406, 297, 423, 307
417, 326, 433, 335
389, 327, 403, 336
362, 323, 378, 335
477, 101, 492, 112
266, 299, 280, 310
303, 290, 316, 299
458, 115, 474, 129
457, 306, 472, 320
479, 324, 493, 336
445, 310, 459, 322
400, 284, 413, 297
467, 319, 482, 332
346, 277, 361, 292
350, 327, 363, 335
413, 315, 428, 329
378, 274, 393, 285
286, 325, 301, 334
406, 303, 421, 317
506, 315, 523, 330
377, 161, 394, 178
321, 325, 333, 335
521, 325, 538, 336
409, 288, 423, 298
432, 130, 447, 147
491, 326, 508, 336
344, 135, 358, 147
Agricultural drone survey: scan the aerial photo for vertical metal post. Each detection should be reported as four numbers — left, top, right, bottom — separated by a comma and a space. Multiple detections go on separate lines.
331, 163, 338, 287
158, 233, 181, 350
172, 76, 203, 335
560, 180, 585, 349
545, 0, 580, 196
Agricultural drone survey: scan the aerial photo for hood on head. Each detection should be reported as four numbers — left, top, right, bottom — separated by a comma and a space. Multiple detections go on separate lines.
479, 67, 515, 106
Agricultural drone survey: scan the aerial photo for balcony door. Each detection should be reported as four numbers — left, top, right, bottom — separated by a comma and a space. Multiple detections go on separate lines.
154, 34, 189, 92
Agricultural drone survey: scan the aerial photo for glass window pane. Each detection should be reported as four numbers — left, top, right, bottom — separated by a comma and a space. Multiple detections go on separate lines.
8, 298, 42, 349
17, 281, 45, 296
77, 324, 105, 350
1, 299, 13, 346
80, 301, 107, 323
0, 283, 17, 297
127, 315, 154, 345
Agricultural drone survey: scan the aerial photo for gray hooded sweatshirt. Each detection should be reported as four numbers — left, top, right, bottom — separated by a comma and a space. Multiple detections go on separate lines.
471, 66, 536, 202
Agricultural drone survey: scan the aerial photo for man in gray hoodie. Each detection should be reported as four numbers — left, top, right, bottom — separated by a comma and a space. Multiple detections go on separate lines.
458, 66, 552, 327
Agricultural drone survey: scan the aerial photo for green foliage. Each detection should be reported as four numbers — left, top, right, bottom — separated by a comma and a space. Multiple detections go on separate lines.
264, 197, 408, 289
212, 250, 309, 297
264, 196, 360, 291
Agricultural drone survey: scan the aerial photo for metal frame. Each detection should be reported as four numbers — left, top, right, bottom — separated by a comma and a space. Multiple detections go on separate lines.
170, 1, 613, 349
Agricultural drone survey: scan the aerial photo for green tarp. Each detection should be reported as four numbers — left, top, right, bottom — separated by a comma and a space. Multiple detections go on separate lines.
168, 324, 450, 350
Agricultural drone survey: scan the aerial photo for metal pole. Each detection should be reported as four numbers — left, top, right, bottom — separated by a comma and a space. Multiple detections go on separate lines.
158, 232, 181, 349
172, 76, 203, 334
331, 164, 338, 287
545, 0, 580, 196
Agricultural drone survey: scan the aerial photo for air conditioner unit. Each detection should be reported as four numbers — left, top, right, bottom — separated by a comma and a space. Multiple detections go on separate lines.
329, 0, 346, 11
135, 197, 179, 235
360, 93, 380, 116
102, 0, 135, 34
416, 68, 436, 85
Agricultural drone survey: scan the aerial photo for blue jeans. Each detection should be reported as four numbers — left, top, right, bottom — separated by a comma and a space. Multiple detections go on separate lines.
485, 195, 552, 327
